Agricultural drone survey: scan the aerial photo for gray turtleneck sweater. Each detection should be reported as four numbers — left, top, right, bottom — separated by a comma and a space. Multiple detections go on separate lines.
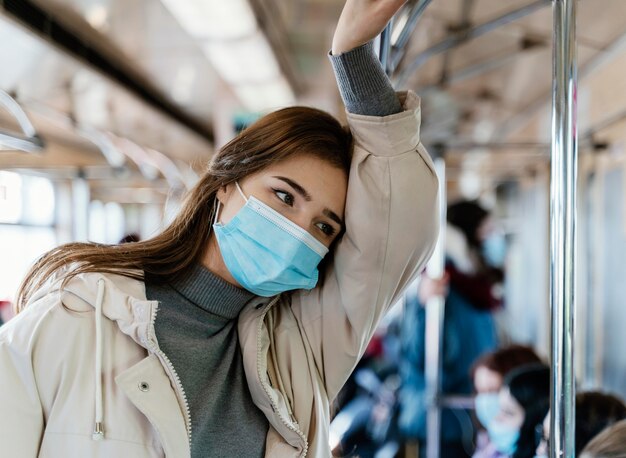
146, 265, 264, 457
146, 40, 400, 458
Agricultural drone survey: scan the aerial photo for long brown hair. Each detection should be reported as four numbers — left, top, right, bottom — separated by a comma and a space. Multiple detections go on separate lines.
17, 106, 353, 311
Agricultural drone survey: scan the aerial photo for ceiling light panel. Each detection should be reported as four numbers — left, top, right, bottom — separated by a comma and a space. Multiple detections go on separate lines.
203, 32, 281, 84
161, 0, 257, 40
235, 76, 295, 112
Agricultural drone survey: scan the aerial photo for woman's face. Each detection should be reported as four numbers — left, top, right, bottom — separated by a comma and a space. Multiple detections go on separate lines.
494, 386, 525, 429
474, 366, 504, 394
216, 153, 348, 248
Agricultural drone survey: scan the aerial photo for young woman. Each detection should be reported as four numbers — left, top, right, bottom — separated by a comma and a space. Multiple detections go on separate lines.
485, 364, 550, 458
470, 345, 543, 458
0, 1, 439, 457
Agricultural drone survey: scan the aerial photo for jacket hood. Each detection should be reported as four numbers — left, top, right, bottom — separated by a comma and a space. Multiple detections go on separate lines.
30, 269, 157, 442
27, 268, 273, 444
31, 269, 154, 348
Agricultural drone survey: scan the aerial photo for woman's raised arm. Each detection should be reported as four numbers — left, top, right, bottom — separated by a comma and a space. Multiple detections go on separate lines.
329, 0, 406, 117
290, 0, 440, 401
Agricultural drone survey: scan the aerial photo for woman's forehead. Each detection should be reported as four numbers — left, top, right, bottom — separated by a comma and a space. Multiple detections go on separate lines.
250, 155, 348, 207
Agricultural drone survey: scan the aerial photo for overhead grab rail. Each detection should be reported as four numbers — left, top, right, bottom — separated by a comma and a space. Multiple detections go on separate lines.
388, 0, 434, 74
0, 90, 44, 153
77, 125, 127, 170
106, 133, 187, 190
394, 0, 550, 88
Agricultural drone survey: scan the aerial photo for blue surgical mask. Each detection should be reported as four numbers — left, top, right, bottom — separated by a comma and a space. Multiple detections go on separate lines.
213, 182, 329, 297
475, 393, 500, 428
487, 421, 520, 455
482, 232, 506, 267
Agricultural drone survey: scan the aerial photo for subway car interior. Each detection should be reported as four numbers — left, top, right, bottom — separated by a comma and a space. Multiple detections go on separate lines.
1, 0, 625, 457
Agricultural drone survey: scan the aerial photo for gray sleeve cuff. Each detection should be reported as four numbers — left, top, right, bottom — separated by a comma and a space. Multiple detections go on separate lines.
328, 41, 402, 117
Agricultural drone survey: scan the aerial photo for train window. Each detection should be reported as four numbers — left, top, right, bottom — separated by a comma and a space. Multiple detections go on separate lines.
0, 171, 22, 223
88, 200, 125, 244
0, 171, 56, 299
22, 175, 55, 226
0, 171, 55, 226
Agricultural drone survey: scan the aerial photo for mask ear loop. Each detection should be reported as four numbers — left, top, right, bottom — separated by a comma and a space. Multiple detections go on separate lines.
214, 181, 247, 226
235, 181, 248, 202
213, 197, 221, 225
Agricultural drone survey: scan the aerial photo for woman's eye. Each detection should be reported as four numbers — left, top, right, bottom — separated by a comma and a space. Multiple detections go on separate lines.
316, 222, 336, 237
274, 189, 294, 206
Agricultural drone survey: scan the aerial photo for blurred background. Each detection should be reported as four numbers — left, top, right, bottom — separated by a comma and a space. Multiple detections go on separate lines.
1, 1, 625, 454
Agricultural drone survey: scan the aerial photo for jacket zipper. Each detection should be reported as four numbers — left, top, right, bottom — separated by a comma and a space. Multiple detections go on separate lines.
146, 301, 193, 443
257, 297, 309, 457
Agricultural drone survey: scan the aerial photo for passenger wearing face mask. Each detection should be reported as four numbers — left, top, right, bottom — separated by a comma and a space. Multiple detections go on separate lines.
399, 201, 504, 457
471, 345, 543, 458
0, 2, 440, 457
483, 364, 550, 458
535, 391, 626, 458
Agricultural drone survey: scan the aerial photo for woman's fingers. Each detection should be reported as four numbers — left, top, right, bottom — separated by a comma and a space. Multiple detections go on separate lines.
418, 275, 449, 303
332, 0, 408, 55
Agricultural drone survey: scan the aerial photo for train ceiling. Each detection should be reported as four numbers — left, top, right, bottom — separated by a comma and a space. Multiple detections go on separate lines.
1, 0, 626, 191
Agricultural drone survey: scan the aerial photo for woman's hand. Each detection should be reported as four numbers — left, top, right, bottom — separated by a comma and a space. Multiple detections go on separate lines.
332, 0, 407, 55
417, 273, 449, 304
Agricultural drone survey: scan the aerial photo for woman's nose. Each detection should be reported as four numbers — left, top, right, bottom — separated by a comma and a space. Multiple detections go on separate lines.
289, 213, 313, 233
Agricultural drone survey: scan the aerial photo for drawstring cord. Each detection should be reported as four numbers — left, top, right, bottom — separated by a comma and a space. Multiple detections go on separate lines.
92, 279, 105, 440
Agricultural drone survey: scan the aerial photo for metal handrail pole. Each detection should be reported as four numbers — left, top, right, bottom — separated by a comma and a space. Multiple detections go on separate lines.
549, 0, 578, 456
379, 23, 392, 74
425, 158, 446, 458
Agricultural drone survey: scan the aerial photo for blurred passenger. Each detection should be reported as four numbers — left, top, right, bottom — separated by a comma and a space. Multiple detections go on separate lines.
471, 345, 543, 457
580, 419, 626, 458
0, 300, 14, 326
535, 391, 626, 457
399, 200, 505, 457
0, 1, 439, 457
482, 364, 550, 458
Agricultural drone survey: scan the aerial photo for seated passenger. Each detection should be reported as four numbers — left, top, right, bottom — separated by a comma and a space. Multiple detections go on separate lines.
471, 345, 543, 458
479, 364, 550, 458
399, 201, 504, 457
536, 391, 626, 457
580, 419, 626, 458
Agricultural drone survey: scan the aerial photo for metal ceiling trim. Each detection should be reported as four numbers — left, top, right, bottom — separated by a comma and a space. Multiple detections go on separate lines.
0, 129, 44, 153
497, 28, 626, 140
0, 90, 44, 153
0, 0, 214, 144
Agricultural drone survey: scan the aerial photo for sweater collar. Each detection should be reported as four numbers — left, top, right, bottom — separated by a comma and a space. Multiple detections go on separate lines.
169, 263, 255, 320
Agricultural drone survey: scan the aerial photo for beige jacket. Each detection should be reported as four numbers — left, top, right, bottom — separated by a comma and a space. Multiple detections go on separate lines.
0, 91, 438, 457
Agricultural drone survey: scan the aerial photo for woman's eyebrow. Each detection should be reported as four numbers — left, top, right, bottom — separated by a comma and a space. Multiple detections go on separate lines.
273, 176, 311, 201
273, 175, 344, 228
323, 208, 344, 227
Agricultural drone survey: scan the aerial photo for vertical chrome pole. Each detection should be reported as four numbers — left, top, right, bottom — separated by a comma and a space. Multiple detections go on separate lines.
550, 0, 577, 457
379, 23, 392, 74
425, 158, 446, 458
